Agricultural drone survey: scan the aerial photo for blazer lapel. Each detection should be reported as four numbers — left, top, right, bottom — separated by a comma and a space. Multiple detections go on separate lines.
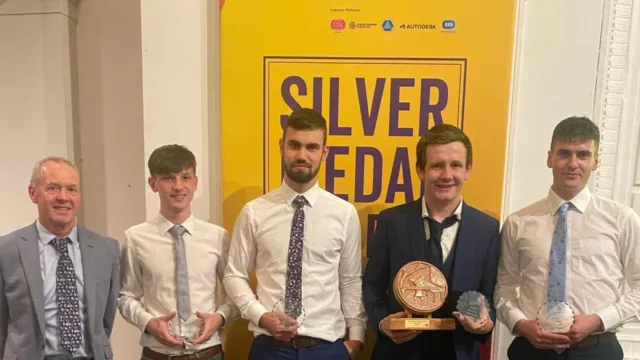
451, 202, 477, 289
78, 227, 97, 335
407, 199, 427, 261
17, 223, 46, 339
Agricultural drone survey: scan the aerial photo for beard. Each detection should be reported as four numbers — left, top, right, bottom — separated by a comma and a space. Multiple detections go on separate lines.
284, 160, 321, 184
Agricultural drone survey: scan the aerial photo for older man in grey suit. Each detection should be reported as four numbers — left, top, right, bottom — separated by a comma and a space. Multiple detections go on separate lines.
0, 157, 121, 360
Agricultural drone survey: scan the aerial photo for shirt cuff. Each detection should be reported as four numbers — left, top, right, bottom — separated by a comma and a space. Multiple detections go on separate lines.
215, 304, 237, 325
247, 302, 269, 328
505, 309, 528, 335
137, 312, 155, 333
347, 325, 366, 343
214, 310, 227, 326
595, 305, 620, 331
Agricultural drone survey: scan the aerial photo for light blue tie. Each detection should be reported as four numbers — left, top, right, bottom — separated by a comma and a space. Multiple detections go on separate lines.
548, 202, 570, 303
168, 225, 191, 321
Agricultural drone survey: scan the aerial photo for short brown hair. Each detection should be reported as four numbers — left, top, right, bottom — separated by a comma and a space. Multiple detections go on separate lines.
283, 108, 328, 145
551, 116, 600, 152
416, 124, 473, 169
148, 144, 196, 176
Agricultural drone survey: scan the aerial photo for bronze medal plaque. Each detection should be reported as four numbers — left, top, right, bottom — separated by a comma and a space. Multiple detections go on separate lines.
382, 261, 456, 331
393, 261, 448, 314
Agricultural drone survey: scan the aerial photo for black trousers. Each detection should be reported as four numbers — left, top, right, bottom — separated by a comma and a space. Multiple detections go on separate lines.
507, 336, 623, 360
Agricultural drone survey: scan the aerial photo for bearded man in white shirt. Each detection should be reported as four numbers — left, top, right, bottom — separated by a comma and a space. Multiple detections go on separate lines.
118, 144, 238, 360
223, 108, 367, 360
495, 116, 640, 360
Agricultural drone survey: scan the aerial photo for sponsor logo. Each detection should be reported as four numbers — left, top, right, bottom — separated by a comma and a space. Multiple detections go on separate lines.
382, 19, 394, 31
399, 24, 437, 30
331, 19, 346, 31
349, 21, 377, 29
442, 19, 456, 31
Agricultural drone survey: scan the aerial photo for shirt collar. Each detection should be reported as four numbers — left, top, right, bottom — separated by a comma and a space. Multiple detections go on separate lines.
547, 186, 592, 214
36, 219, 78, 246
279, 180, 321, 207
156, 213, 196, 236
421, 196, 463, 220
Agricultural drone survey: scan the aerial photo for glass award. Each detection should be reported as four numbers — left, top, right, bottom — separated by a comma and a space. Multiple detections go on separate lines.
456, 291, 490, 323
168, 313, 203, 343
536, 301, 575, 333
272, 299, 306, 329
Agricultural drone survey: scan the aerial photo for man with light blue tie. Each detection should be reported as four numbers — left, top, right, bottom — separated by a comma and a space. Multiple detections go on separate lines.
495, 116, 640, 360
0, 157, 121, 360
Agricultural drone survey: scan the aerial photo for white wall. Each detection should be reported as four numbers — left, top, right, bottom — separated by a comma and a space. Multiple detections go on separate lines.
0, 0, 77, 235
140, 0, 212, 222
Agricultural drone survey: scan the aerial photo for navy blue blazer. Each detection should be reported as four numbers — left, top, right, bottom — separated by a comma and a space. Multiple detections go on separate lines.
362, 199, 500, 360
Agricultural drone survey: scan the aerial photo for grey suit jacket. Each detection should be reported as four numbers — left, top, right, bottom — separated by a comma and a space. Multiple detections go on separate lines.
0, 222, 121, 360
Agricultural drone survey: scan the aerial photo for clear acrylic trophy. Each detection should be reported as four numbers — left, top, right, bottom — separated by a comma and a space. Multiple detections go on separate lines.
168, 313, 203, 343
536, 301, 575, 333
456, 291, 491, 323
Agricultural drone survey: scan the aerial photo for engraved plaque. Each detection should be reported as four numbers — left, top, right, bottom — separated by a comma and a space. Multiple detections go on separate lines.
536, 301, 575, 333
381, 261, 455, 331
393, 261, 448, 315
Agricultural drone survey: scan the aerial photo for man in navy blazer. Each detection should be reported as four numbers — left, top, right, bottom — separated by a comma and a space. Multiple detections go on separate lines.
363, 124, 500, 360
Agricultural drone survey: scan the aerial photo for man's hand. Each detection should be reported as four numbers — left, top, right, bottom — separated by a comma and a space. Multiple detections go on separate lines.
259, 312, 298, 342
191, 312, 225, 344
343, 340, 363, 359
563, 314, 603, 344
453, 312, 494, 334
452, 297, 494, 334
514, 319, 571, 350
145, 312, 184, 347
380, 312, 421, 344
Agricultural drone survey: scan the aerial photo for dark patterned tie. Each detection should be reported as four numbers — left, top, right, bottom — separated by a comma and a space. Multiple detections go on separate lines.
425, 215, 459, 268
52, 237, 82, 354
168, 225, 191, 321
284, 195, 308, 319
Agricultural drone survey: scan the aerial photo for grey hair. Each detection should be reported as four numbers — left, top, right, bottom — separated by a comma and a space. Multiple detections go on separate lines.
30, 156, 78, 187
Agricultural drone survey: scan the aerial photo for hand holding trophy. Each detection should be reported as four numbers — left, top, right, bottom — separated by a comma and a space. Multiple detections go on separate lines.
168, 312, 204, 344
381, 261, 456, 330
454, 291, 494, 334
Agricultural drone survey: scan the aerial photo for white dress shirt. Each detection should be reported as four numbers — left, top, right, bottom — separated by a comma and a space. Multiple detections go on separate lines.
223, 181, 368, 343
118, 214, 238, 355
495, 186, 640, 334
422, 197, 463, 262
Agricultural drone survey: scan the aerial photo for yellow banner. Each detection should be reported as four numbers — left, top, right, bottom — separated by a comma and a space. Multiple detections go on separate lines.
220, 0, 516, 358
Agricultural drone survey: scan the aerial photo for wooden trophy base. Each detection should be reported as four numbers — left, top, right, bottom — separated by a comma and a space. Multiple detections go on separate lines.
381, 312, 456, 331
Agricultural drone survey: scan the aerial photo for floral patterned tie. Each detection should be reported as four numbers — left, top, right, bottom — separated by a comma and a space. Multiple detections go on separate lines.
284, 195, 308, 319
52, 237, 82, 354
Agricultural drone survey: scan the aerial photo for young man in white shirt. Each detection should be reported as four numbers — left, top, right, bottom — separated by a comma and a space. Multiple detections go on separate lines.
495, 116, 640, 360
223, 108, 367, 360
118, 144, 238, 360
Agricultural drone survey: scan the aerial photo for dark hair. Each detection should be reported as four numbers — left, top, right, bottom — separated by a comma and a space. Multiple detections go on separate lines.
147, 144, 196, 176
416, 124, 473, 169
283, 108, 328, 145
551, 116, 600, 152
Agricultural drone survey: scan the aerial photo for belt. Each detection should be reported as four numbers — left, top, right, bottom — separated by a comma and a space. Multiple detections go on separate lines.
280, 335, 330, 349
142, 345, 222, 360
570, 332, 616, 349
